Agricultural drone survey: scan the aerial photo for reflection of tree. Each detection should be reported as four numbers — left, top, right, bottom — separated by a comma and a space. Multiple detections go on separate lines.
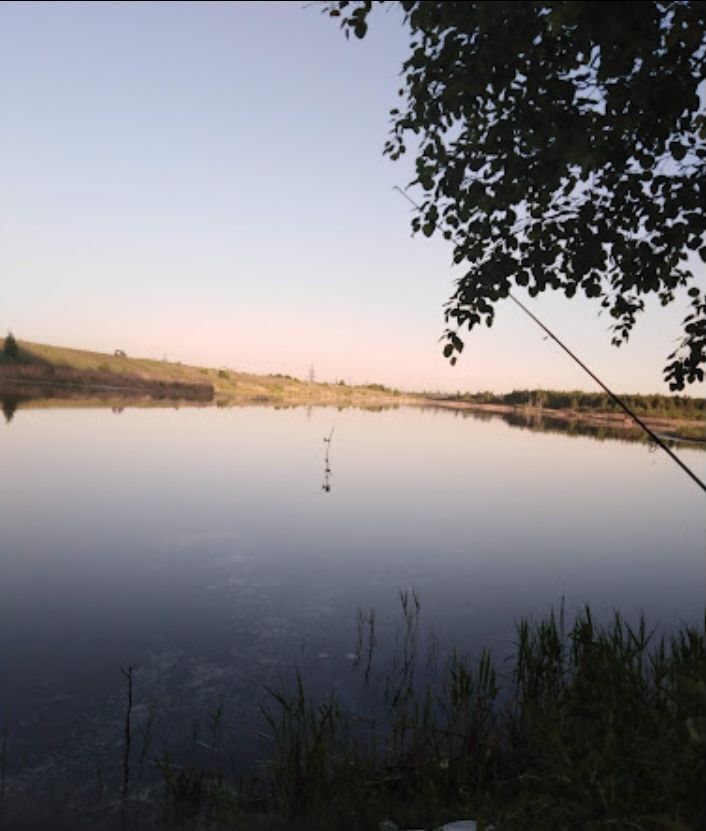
2, 398, 18, 424
419, 404, 706, 451
503, 410, 643, 445
503, 410, 704, 450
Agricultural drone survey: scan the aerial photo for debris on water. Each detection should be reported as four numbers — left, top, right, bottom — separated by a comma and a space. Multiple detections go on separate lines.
379, 822, 418, 831
379, 820, 479, 831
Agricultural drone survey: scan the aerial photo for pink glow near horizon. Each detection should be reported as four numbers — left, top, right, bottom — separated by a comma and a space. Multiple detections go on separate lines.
1, 2, 703, 396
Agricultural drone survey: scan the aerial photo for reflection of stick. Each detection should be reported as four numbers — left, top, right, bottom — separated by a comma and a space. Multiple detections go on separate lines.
322, 427, 334, 492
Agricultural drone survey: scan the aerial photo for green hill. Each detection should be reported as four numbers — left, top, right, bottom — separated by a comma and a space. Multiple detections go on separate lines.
0, 336, 409, 406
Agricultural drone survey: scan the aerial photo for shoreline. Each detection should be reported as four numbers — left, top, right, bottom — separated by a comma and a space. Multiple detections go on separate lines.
1, 339, 703, 441
2, 382, 704, 444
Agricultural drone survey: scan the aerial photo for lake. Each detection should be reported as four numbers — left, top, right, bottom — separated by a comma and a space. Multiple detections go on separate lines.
0, 402, 704, 805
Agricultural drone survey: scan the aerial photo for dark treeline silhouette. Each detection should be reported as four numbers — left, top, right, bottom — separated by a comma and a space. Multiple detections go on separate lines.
451, 389, 705, 421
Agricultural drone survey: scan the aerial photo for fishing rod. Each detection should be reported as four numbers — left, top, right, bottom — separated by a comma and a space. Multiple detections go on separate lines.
393, 186, 706, 495
507, 293, 706, 494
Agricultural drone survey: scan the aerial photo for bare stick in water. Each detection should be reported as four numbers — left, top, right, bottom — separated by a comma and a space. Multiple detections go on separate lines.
121, 665, 134, 801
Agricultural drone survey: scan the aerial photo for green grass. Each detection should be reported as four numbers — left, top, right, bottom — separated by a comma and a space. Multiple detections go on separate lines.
0, 337, 413, 406
243, 598, 704, 831
2, 597, 703, 829
130, 597, 704, 831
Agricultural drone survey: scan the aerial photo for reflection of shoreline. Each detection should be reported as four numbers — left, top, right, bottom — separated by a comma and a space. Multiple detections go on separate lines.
416, 401, 706, 449
0, 376, 213, 402
2, 389, 703, 451
0, 382, 214, 423
0, 389, 404, 420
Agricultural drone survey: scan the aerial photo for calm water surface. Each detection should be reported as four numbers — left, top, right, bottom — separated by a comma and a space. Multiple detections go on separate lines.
0, 403, 704, 790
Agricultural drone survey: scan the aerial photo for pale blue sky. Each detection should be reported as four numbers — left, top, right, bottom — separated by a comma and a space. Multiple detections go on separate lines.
1, 1, 703, 393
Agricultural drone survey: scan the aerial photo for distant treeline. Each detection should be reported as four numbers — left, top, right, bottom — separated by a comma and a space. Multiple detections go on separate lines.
456, 389, 706, 420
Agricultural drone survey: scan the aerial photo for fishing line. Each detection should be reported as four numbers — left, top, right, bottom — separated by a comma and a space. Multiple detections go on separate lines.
393, 186, 706, 494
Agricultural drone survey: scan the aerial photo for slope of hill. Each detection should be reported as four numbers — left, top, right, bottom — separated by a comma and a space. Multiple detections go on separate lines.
0, 337, 410, 406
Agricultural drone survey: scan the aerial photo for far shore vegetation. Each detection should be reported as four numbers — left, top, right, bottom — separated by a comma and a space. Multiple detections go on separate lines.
1, 335, 704, 441
438, 388, 706, 423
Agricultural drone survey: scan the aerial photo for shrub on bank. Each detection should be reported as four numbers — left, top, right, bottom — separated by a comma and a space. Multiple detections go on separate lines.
2, 332, 19, 359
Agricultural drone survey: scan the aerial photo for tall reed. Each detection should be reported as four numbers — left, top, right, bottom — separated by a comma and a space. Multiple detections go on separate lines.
258, 598, 706, 830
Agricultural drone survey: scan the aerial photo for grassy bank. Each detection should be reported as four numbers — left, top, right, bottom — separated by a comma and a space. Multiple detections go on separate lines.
178, 599, 706, 831
0, 339, 214, 402
0, 337, 412, 407
5, 600, 701, 831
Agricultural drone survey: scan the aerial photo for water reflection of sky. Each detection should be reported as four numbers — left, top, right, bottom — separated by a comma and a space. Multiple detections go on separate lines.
0, 404, 704, 787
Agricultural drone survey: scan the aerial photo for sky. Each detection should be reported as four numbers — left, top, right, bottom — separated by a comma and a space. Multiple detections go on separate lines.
0, 0, 703, 394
